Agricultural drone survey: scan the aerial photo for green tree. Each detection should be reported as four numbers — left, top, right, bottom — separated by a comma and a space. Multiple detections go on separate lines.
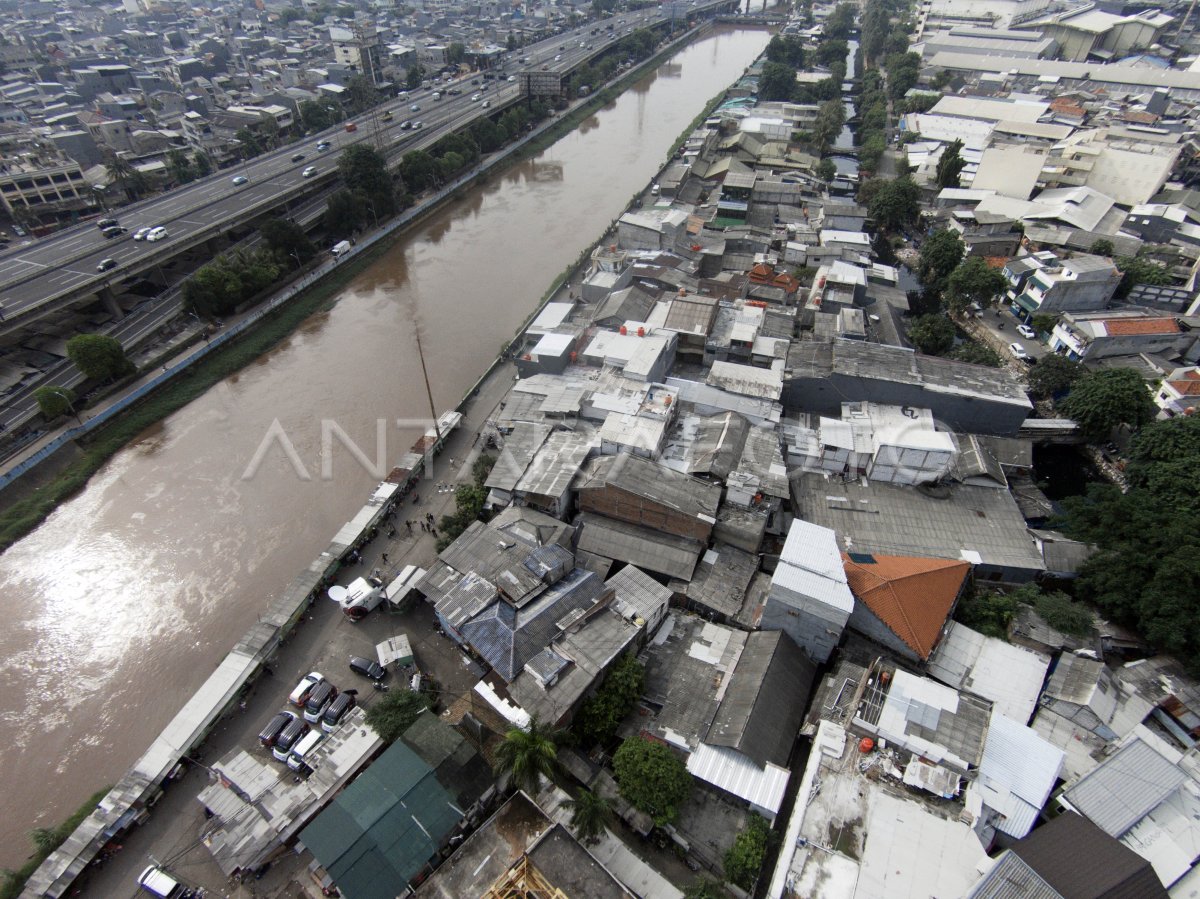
324, 188, 365, 238
766, 33, 806, 68
495, 718, 561, 794
105, 154, 148, 200
563, 789, 611, 845
299, 98, 333, 133
868, 176, 920, 232
1033, 589, 1093, 637
757, 61, 798, 102
816, 158, 837, 182
612, 736, 691, 826
907, 313, 956, 355
182, 249, 282, 318
1031, 313, 1058, 335
1114, 254, 1171, 298
954, 586, 1019, 639
346, 74, 381, 114
886, 51, 922, 99
935, 138, 966, 189
66, 334, 134, 381
33, 386, 77, 420
260, 217, 315, 267
436, 481, 488, 550
1059, 368, 1157, 440
364, 690, 431, 743
683, 879, 725, 899
339, 144, 397, 218
166, 149, 194, 184
945, 256, 1006, 313
447, 42, 466, 65
918, 228, 965, 295
406, 64, 425, 90
1027, 354, 1084, 400
193, 151, 212, 177
234, 127, 263, 159
1089, 238, 1115, 257
948, 341, 1003, 367
823, 2, 855, 40
724, 814, 773, 891
576, 654, 644, 747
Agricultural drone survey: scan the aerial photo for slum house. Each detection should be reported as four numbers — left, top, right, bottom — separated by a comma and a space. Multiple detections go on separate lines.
660, 292, 722, 363
584, 244, 633, 302
1057, 735, 1200, 890
638, 614, 817, 823
659, 410, 751, 482
511, 427, 596, 519
783, 339, 1033, 436
758, 518, 855, 664
670, 541, 760, 623
299, 712, 494, 899
966, 810, 1170, 899
416, 792, 643, 899
790, 471, 1048, 583
842, 552, 972, 666
1031, 652, 1153, 781
1116, 656, 1200, 752
507, 603, 641, 727
604, 564, 672, 636
926, 621, 1052, 725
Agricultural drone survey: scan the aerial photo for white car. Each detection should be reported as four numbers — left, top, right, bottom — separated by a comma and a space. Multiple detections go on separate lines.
132, 227, 152, 241
471, 93, 482, 102
145, 226, 168, 242
1008, 342, 1031, 361
302, 166, 317, 178
231, 175, 248, 186
1016, 323, 1037, 340
288, 672, 325, 708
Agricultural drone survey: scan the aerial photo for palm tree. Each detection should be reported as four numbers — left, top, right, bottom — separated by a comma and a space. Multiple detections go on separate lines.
105, 154, 146, 201
495, 718, 560, 795
563, 789, 611, 845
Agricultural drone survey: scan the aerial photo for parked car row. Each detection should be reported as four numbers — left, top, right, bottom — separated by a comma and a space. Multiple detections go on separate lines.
256, 657, 389, 773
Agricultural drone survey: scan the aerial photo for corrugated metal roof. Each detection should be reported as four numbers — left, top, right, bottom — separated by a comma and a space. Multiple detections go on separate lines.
974, 712, 1064, 839
966, 852, 1062, 899
577, 453, 721, 521
515, 429, 594, 499
927, 622, 1050, 725
576, 512, 703, 581
605, 565, 671, 624
1063, 738, 1186, 837
770, 519, 855, 614
686, 743, 790, 815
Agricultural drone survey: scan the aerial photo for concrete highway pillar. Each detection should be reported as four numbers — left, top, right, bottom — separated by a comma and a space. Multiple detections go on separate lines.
205, 236, 223, 258
98, 285, 123, 320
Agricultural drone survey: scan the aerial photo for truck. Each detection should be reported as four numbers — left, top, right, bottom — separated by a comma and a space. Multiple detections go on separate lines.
331, 240, 352, 258
329, 577, 385, 621
137, 866, 200, 898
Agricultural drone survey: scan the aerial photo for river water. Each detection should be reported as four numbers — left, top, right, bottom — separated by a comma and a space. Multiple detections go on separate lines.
830, 38, 859, 177
0, 27, 772, 866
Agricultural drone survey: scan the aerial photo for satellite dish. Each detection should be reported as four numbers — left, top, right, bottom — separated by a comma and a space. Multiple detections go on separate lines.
328, 585, 349, 604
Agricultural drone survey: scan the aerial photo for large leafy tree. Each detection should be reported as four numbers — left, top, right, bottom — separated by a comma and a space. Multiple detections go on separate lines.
576, 654, 644, 747
182, 249, 282, 318
495, 718, 561, 794
724, 814, 774, 890
612, 736, 691, 826
324, 189, 365, 238
918, 228, 965, 295
945, 255, 1007, 312
260, 217, 316, 267
906, 313, 955, 355
33, 386, 77, 420
1114, 254, 1171, 298
339, 144, 397, 218
867, 176, 920, 232
935, 139, 966, 189
364, 690, 431, 743
1059, 415, 1200, 671
1058, 368, 1156, 440
166, 148, 194, 184
1027, 354, 1084, 400
765, 33, 806, 68
758, 61, 798, 102
66, 334, 134, 381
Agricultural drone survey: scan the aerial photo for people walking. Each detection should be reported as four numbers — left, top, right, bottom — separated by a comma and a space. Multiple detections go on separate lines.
381, 552, 389, 564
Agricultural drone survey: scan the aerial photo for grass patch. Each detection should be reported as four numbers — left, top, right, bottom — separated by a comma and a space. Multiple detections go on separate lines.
0, 787, 111, 899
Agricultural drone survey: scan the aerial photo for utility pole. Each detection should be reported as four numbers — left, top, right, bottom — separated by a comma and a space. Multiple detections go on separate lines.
415, 329, 441, 441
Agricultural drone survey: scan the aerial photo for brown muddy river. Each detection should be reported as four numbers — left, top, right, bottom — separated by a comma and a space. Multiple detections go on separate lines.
0, 26, 771, 865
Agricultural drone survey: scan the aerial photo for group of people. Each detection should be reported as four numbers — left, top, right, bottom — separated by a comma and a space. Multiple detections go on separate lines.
406, 512, 438, 537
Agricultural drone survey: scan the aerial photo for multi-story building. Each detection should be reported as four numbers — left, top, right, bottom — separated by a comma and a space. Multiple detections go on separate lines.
0, 156, 97, 228
913, 0, 1056, 37
1049, 309, 1191, 361
1010, 252, 1121, 317
331, 23, 385, 86
1153, 367, 1200, 417
1041, 129, 1181, 207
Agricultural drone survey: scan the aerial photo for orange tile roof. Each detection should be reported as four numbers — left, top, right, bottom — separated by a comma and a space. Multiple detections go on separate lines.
842, 554, 972, 660
1103, 318, 1181, 336
1168, 378, 1200, 396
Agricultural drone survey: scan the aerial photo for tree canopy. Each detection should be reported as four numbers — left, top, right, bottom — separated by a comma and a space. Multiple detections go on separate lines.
260, 218, 316, 267
866, 177, 920, 232
918, 228, 965, 295
182, 249, 282, 318
66, 334, 134, 382
1058, 368, 1156, 440
339, 145, 397, 218
364, 690, 431, 743
944, 255, 1007, 312
758, 61, 798, 102
765, 33, 807, 68
575, 653, 644, 748
563, 789, 611, 845
907, 313, 956, 355
1114, 254, 1172, 298
612, 736, 691, 826
496, 719, 561, 794
1059, 415, 1200, 672
935, 139, 966, 190
724, 814, 774, 890
34, 386, 77, 420
324, 189, 365, 239
1027, 354, 1084, 400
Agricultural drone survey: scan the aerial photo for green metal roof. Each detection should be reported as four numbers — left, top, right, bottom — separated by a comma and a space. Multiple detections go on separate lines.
300, 738, 463, 899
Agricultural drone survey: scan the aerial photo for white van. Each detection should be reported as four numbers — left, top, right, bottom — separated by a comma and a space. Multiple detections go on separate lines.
137, 865, 192, 898
287, 729, 324, 773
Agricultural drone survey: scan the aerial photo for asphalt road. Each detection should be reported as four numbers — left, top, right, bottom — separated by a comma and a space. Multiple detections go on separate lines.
0, 10, 676, 321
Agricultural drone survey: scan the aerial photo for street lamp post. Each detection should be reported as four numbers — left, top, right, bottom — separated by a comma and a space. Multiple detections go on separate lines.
47, 387, 83, 426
